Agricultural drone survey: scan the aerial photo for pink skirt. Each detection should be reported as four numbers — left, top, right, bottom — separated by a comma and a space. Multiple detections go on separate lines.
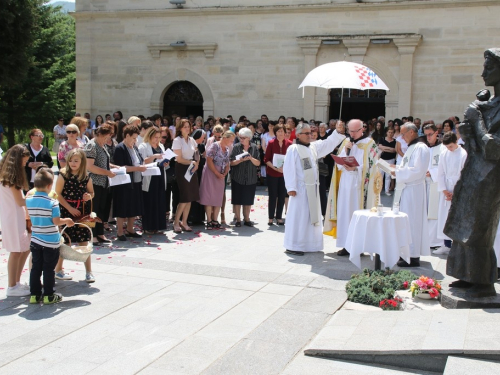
199, 167, 225, 207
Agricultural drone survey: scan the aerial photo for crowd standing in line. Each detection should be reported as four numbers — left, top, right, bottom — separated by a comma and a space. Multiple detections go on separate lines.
0, 110, 482, 302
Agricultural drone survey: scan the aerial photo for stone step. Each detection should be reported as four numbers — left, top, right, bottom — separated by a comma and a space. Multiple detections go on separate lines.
443, 356, 500, 375
304, 309, 500, 373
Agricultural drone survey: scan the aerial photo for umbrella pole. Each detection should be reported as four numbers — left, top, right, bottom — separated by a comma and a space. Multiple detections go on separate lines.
339, 87, 344, 122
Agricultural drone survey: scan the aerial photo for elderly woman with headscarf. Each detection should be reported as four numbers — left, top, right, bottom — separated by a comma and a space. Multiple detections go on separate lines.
229, 127, 260, 227
138, 126, 169, 234
188, 129, 207, 225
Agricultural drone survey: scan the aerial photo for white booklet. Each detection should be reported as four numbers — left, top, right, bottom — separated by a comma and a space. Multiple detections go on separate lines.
110, 166, 126, 175
376, 159, 396, 179
273, 154, 285, 168
162, 148, 177, 160
236, 151, 250, 160
109, 173, 131, 187
184, 161, 196, 182
142, 167, 160, 176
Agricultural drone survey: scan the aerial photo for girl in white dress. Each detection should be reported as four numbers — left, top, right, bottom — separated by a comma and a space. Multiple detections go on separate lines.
0, 145, 32, 296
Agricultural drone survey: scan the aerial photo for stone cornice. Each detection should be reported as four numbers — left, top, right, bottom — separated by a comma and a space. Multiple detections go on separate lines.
70, 0, 498, 19
147, 43, 217, 59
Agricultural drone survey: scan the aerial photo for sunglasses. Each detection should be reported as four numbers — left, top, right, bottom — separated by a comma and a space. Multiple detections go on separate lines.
33, 134, 44, 138
162, 136, 168, 139
66, 130, 78, 134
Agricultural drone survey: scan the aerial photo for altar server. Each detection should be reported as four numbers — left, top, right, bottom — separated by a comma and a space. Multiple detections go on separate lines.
283, 123, 345, 255
393, 123, 431, 267
424, 124, 443, 248
324, 119, 378, 256
435, 132, 467, 254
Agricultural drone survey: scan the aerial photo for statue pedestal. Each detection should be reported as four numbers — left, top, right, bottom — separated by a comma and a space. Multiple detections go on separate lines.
440, 283, 500, 309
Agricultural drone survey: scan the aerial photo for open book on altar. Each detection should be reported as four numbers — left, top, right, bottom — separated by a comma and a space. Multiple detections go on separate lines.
332, 155, 359, 168
376, 159, 396, 179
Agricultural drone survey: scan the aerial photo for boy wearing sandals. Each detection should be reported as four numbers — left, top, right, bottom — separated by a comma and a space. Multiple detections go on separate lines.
26, 168, 74, 304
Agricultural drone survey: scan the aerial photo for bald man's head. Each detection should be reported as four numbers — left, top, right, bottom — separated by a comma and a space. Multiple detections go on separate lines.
347, 119, 364, 140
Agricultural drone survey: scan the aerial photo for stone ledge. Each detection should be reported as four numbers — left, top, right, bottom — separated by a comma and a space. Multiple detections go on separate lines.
441, 283, 500, 309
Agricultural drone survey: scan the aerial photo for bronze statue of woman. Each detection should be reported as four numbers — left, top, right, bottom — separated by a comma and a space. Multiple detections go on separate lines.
444, 48, 500, 298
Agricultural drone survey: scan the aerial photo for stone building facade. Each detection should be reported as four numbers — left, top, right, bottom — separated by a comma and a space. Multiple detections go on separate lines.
73, 0, 500, 122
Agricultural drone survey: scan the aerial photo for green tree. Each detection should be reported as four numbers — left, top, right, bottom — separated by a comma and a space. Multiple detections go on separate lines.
0, 2, 75, 148
0, 0, 41, 88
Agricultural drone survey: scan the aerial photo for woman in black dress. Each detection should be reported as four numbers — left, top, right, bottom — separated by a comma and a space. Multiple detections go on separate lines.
113, 125, 147, 241
138, 126, 169, 234
188, 129, 206, 226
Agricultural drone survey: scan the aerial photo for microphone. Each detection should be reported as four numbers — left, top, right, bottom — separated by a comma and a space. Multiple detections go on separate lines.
346, 137, 354, 156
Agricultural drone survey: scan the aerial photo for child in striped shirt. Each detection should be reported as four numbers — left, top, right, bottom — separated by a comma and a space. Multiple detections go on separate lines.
26, 168, 74, 304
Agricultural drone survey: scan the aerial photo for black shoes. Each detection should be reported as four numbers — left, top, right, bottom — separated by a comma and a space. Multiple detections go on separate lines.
117, 235, 127, 241
285, 250, 304, 256
337, 248, 350, 256
96, 236, 112, 243
125, 231, 142, 238
397, 257, 420, 267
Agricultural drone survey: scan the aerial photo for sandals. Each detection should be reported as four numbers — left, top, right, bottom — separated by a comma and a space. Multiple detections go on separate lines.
243, 221, 254, 227
125, 231, 142, 238
235, 221, 242, 227
206, 221, 214, 230
173, 224, 182, 233
211, 221, 221, 229
179, 223, 193, 232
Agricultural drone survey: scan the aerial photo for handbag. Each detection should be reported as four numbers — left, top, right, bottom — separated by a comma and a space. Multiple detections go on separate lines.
318, 158, 329, 177
59, 223, 93, 262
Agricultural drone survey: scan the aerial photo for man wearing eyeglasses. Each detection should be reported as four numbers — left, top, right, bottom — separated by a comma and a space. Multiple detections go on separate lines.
392, 123, 431, 267
324, 119, 379, 256
423, 124, 444, 251
283, 123, 345, 255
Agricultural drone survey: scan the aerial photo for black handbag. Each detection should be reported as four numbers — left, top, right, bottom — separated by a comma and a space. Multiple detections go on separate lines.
318, 158, 329, 177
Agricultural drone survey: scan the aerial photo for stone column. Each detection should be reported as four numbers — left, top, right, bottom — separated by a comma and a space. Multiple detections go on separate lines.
343, 38, 370, 64
298, 40, 322, 120
393, 37, 421, 118
75, 18, 92, 115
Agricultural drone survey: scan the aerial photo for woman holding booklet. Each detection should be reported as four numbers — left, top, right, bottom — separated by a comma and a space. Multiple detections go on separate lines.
264, 124, 291, 225
230, 128, 261, 227
113, 124, 147, 241
138, 126, 169, 234
84, 124, 116, 242
199, 130, 235, 229
172, 119, 200, 233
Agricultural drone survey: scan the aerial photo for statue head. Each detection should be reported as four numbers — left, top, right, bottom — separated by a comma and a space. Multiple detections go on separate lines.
482, 48, 500, 87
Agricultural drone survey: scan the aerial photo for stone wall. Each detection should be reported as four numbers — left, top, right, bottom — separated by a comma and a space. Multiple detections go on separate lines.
73, 0, 500, 122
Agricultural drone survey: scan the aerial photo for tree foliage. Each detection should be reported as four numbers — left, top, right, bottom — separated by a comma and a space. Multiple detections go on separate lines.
0, 2, 75, 147
0, 0, 41, 88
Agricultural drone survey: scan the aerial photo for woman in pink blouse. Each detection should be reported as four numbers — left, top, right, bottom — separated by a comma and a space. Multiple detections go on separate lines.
58, 124, 84, 169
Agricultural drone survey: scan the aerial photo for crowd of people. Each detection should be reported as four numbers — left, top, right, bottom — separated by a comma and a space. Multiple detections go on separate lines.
0, 109, 487, 302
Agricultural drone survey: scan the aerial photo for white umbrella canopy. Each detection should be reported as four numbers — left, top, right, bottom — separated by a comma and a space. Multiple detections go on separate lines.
298, 61, 390, 121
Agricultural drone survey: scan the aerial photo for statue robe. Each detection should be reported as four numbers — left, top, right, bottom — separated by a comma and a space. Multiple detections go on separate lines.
445, 97, 500, 284
395, 141, 431, 258
283, 131, 345, 252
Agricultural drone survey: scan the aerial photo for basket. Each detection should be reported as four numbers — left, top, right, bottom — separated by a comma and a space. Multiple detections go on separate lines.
59, 223, 93, 262
76, 199, 97, 228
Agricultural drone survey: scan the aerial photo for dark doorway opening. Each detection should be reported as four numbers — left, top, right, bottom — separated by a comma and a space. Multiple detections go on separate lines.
163, 81, 204, 118
329, 88, 386, 123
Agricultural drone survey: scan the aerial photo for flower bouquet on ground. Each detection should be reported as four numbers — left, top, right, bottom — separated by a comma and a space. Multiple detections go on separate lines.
410, 276, 442, 299
379, 297, 403, 310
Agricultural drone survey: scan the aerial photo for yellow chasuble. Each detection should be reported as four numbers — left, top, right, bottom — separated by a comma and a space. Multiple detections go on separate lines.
323, 137, 378, 237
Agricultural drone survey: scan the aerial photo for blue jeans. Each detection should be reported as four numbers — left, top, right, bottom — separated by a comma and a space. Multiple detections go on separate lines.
30, 242, 60, 296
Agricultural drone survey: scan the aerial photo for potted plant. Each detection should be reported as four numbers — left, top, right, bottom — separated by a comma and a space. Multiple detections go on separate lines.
410, 276, 442, 299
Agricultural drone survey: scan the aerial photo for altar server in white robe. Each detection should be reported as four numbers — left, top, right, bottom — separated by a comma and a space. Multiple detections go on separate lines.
283, 123, 345, 255
392, 123, 431, 267
424, 124, 443, 248
323, 119, 378, 256
435, 132, 467, 255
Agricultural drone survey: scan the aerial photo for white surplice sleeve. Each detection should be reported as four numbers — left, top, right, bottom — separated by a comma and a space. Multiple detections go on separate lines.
313, 130, 346, 158
396, 143, 430, 184
437, 149, 447, 192
284, 145, 298, 193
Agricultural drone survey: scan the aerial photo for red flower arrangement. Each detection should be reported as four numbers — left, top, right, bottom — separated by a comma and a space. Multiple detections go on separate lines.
379, 297, 403, 311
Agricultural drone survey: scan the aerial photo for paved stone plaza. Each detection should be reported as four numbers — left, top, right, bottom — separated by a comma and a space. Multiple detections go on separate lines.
0, 186, 496, 374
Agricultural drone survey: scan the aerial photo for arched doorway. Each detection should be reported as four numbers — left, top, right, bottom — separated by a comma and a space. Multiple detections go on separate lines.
163, 81, 204, 118
329, 88, 386, 122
